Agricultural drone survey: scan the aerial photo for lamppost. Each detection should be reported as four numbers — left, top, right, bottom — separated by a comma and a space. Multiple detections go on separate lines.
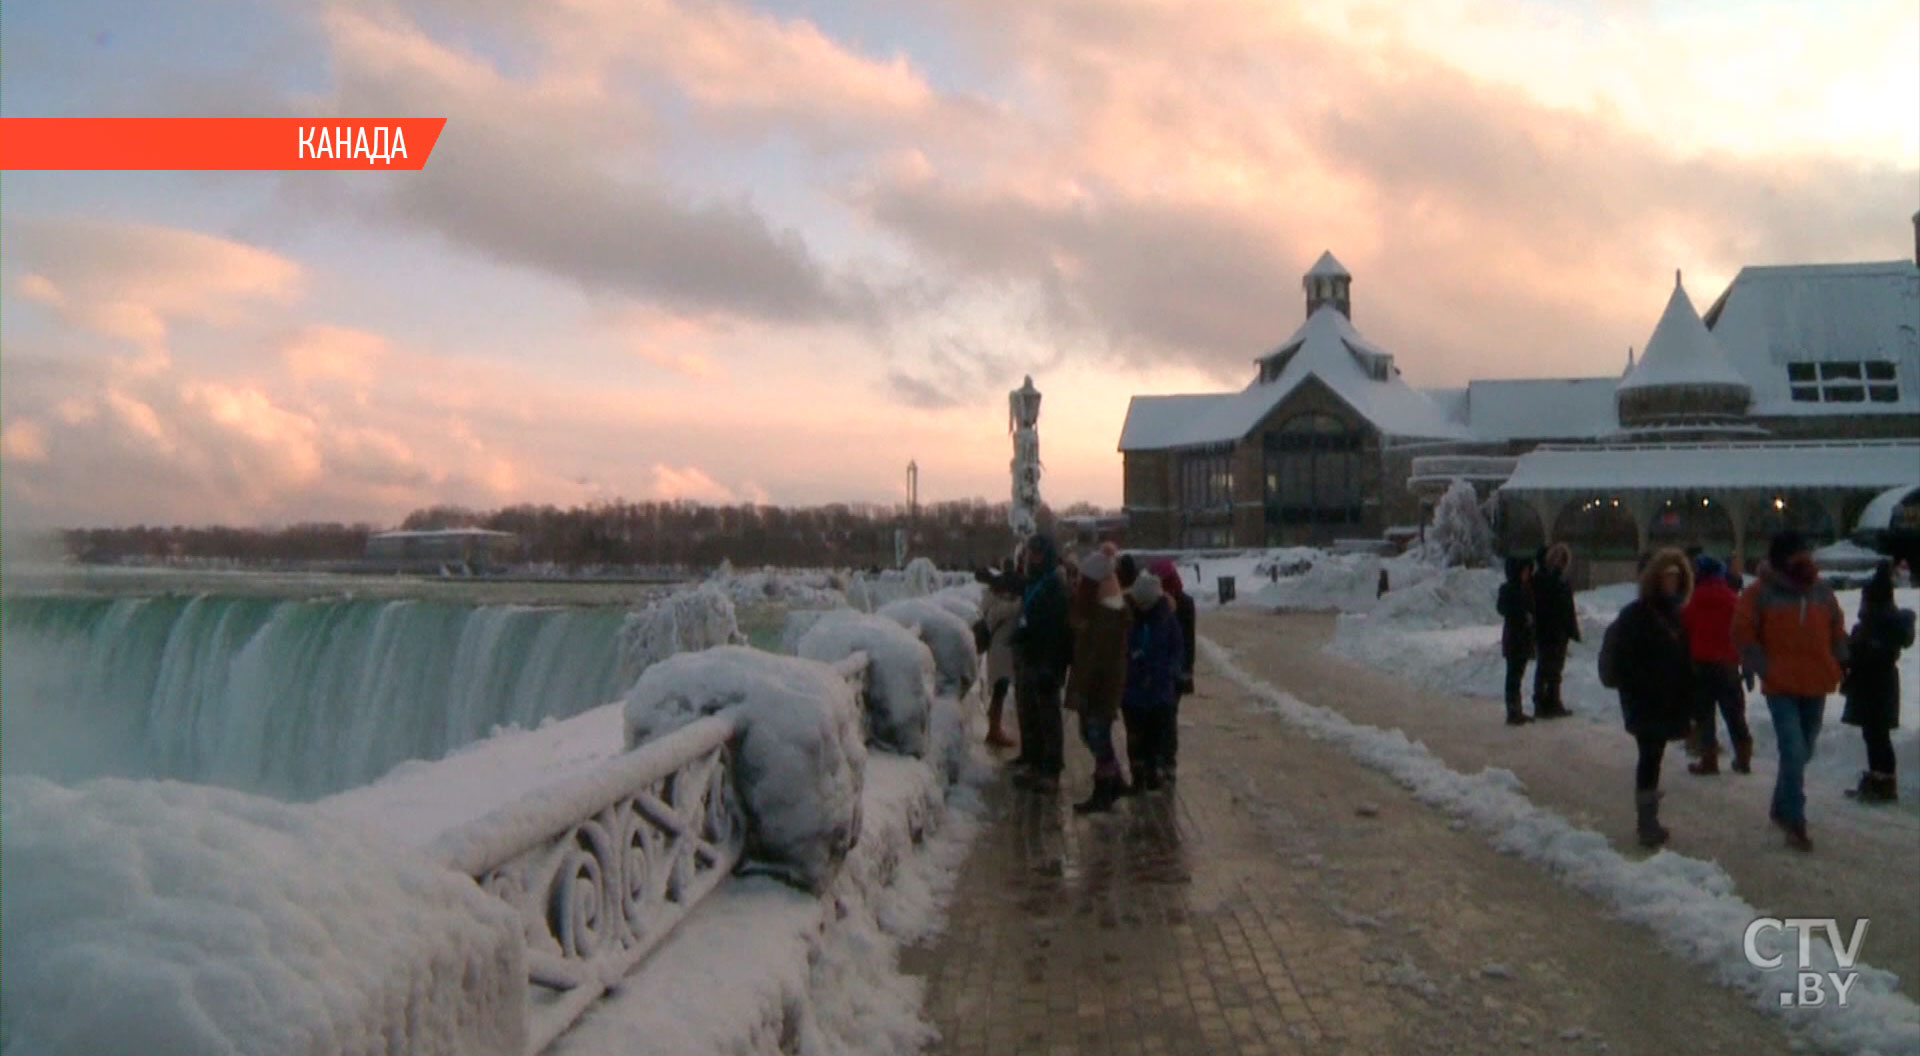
1009, 376, 1043, 546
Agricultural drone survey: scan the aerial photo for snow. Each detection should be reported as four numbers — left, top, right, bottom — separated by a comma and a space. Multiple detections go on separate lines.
1427, 478, 1494, 568
1855, 484, 1920, 533
617, 584, 746, 688
1306, 249, 1350, 277
1204, 641, 1920, 1056
1618, 277, 1750, 393
3, 775, 526, 1056
877, 596, 979, 698
1501, 440, 1920, 493
621, 646, 867, 892
796, 610, 938, 759
1119, 307, 1469, 451
1457, 377, 1622, 440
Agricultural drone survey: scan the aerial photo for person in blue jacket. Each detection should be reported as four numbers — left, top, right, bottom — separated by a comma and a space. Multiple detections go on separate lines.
1121, 572, 1184, 794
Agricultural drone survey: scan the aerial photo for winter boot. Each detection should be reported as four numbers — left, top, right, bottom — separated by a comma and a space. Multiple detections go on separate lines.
1783, 819, 1813, 852
1688, 743, 1720, 775
1634, 789, 1669, 848
1879, 773, 1900, 803
1851, 772, 1898, 804
1073, 775, 1123, 815
1730, 738, 1753, 774
1505, 697, 1534, 726
985, 727, 1016, 748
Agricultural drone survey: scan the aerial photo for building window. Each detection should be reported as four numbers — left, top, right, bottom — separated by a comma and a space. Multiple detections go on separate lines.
1178, 450, 1234, 511
1263, 414, 1365, 527
1787, 360, 1899, 403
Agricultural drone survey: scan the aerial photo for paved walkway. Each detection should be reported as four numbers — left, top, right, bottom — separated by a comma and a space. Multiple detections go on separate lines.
905, 620, 1802, 1056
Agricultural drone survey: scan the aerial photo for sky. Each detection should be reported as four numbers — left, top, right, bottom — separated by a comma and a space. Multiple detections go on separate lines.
1, 0, 1915, 533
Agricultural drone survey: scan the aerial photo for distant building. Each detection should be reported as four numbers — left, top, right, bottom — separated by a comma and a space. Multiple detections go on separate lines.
365, 528, 520, 570
1118, 216, 1920, 578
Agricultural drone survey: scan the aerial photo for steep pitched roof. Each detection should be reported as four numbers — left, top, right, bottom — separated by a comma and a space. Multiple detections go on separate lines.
1618, 275, 1748, 392
1306, 250, 1350, 278
1703, 260, 1920, 414
1118, 307, 1468, 451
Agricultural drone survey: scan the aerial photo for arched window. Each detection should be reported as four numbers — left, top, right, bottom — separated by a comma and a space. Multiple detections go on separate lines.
1263, 414, 1364, 528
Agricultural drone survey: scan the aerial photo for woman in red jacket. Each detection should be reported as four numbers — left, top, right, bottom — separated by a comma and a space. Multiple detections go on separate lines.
1680, 555, 1752, 775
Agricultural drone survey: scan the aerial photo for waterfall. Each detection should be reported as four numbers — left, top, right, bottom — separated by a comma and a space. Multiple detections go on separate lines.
2, 594, 629, 801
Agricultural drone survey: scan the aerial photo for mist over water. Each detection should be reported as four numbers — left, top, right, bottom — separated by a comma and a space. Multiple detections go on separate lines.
2, 592, 631, 800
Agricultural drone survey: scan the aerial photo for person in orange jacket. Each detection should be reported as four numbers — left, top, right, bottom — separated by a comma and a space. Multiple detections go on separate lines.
1733, 530, 1849, 851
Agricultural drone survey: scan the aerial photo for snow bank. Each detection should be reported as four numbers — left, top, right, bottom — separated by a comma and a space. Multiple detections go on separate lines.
928, 583, 984, 622
877, 597, 979, 698
1246, 551, 1443, 614
622, 647, 866, 893
1205, 640, 1920, 1056
617, 584, 746, 688
846, 560, 970, 613
1, 775, 525, 1056
711, 568, 848, 609
779, 608, 834, 655
796, 611, 937, 759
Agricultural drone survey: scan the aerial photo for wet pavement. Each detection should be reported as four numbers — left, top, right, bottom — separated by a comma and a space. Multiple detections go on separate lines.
904, 632, 1804, 1056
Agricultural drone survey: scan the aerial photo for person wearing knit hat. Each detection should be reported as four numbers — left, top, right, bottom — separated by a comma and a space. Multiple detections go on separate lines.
1065, 548, 1131, 813
1734, 529, 1848, 851
1681, 553, 1751, 775
1010, 533, 1072, 792
1120, 572, 1182, 793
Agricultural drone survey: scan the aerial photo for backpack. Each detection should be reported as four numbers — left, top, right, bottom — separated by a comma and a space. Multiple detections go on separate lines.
1597, 614, 1625, 690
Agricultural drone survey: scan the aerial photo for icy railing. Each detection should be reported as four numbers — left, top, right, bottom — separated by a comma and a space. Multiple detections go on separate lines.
1408, 454, 1519, 481
428, 652, 872, 1056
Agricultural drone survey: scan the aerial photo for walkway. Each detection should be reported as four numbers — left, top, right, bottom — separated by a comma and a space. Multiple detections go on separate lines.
906, 614, 1803, 1056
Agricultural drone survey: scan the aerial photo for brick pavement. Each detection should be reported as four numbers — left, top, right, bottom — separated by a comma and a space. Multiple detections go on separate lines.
904, 644, 1803, 1056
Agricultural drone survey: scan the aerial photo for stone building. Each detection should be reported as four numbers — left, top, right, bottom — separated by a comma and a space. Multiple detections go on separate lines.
1119, 218, 1920, 566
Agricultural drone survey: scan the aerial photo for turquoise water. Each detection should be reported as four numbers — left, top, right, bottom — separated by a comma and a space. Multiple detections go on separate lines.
1, 594, 629, 800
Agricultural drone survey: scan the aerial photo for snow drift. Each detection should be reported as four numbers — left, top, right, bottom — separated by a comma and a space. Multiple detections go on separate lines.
877, 597, 979, 698
622, 647, 867, 893
1, 775, 526, 1056
617, 584, 746, 689
795, 611, 938, 759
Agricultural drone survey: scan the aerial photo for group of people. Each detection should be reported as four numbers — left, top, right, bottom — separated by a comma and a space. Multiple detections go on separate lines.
1600, 531, 1913, 850
1497, 542, 1583, 724
973, 535, 1198, 814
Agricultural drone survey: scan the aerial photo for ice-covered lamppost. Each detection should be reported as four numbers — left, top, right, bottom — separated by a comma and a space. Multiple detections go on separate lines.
1009, 376, 1043, 544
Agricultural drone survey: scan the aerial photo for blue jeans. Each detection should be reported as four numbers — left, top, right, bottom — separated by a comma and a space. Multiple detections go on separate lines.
1765, 695, 1825, 825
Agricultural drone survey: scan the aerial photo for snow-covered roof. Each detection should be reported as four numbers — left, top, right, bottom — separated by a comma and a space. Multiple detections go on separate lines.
1500, 441, 1920, 493
1703, 260, 1920, 414
1119, 307, 1469, 451
1306, 250, 1350, 278
1618, 276, 1748, 393
1460, 378, 1621, 439
1855, 484, 1920, 532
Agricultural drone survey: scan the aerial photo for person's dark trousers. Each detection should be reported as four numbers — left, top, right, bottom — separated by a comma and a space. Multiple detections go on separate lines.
1690, 661, 1751, 751
1161, 691, 1184, 774
1863, 725, 1896, 776
1123, 706, 1155, 785
1015, 666, 1065, 776
1634, 734, 1668, 791
1533, 640, 1568, 710
1504, 656, 1530, 719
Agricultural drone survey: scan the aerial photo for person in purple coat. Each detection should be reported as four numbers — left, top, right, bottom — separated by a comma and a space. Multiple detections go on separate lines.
1121, 573, 1185, 793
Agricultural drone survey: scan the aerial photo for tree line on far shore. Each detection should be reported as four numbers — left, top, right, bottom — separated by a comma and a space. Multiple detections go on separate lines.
60, 499, 1110, 572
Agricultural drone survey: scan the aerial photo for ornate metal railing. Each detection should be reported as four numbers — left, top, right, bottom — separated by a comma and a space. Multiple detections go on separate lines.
427, 651, 873, 1055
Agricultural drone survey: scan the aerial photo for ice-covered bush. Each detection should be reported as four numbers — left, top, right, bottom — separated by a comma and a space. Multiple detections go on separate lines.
617, 584, 745, 688
1, 775, 526, 1056
928, 584, 984, 623
1428, 478, 1493, 568
778, 609, 834, 655
796, 610, 937, 758
877, 597, 978, 699
622, 647, 866, 892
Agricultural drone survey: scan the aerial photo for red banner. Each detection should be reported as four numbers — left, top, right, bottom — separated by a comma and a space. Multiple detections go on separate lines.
0, 119, 447, 171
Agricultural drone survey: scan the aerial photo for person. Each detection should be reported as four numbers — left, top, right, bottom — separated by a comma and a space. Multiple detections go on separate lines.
978, 571, 1023, 748
1010, 534, 1072, 792
1680, 554, 1752, 775
1841, 561, 1914, 804
1148, 559, 1197, 777
1121, 572, 1184, 793
1609, 548, 1696, 847
1734, 530, 1848, 852
1531, 544, 1580, 719
1115, 552, 1141, 591
1496, 555, 1537, 726
1064, 550, 1131, 813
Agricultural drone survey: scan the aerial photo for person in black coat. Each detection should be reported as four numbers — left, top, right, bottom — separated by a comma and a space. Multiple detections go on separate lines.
1531, 543, 1580, 719
1496, 556, 1537, 726
1610, 548, 1696, 847
1842, 562, 1916, 803
1010, 533, 1072, 791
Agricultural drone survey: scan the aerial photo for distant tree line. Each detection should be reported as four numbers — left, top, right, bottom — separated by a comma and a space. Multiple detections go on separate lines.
61, 499, 1115, 571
